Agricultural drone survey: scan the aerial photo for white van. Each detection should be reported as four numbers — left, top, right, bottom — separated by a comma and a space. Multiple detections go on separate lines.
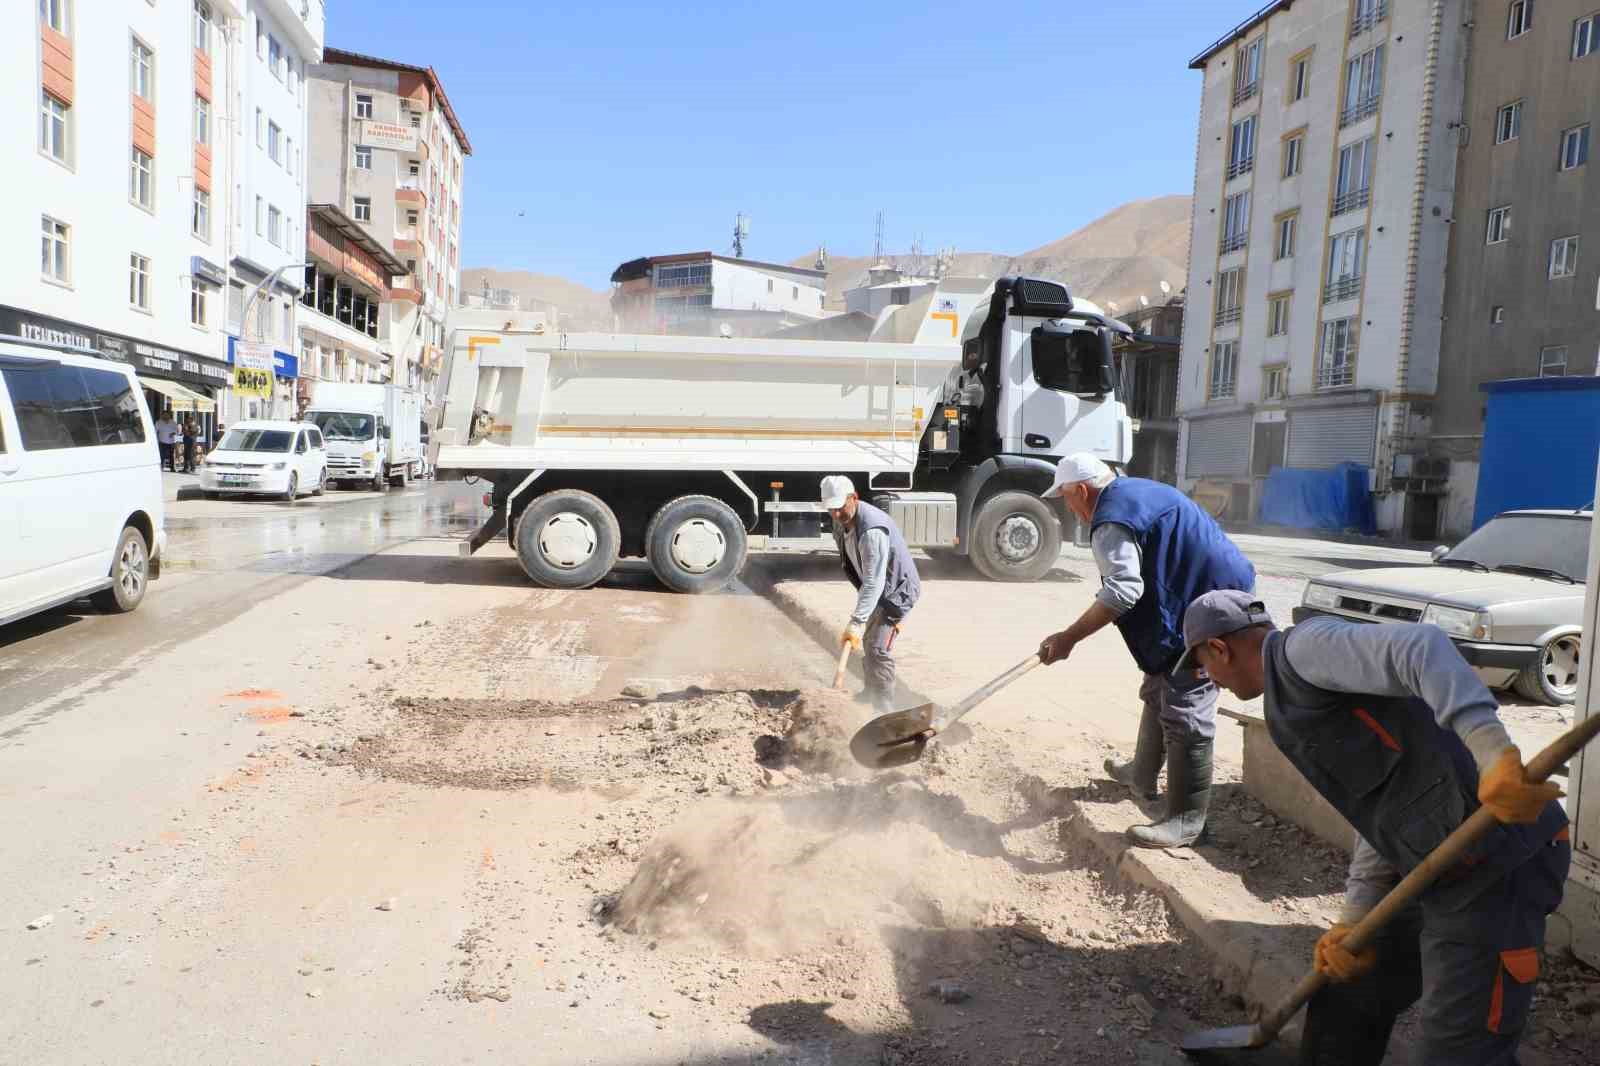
0, 337, 166, 626
199, 420, 327, 500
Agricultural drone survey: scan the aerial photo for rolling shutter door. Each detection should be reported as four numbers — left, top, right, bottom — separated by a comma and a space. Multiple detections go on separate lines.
1184, 413, 1253, 477
1286, 405, 1378, 468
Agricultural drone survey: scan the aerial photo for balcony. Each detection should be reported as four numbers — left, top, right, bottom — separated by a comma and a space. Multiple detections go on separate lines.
1209, 375, 1238, 401
1232, 81, 1259, 107
1219, 232, 1249, 255
388, 276, 423, 305
1340, 96, 1380, 128
1315, 358, 1357, 389
1215, 306, 1242, 327
1323, 275, 1363, 304
1332, 188, 1371, 216
395, 186, 427, 209
1226, 155, 1255, 181
1350, 1, 1389, 37
395, 238, 423, 259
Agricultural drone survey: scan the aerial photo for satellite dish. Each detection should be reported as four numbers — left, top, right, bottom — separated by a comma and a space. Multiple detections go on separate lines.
1139, 294, 1150, 308
1160, 280, 1172, 296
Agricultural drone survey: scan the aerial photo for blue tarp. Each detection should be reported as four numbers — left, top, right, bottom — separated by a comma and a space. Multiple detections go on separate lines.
1258, 463, 1376, 535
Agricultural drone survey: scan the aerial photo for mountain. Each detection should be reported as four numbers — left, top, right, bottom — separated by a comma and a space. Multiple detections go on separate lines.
457, 267, 613, 330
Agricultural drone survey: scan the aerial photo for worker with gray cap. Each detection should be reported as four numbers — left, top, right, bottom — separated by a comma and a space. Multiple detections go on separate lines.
822, 475, 921, 713
1179, 589, 1568, 1065
1036, 453, 1255, 848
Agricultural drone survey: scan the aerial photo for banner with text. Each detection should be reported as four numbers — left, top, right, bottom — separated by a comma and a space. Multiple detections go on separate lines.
233, 343, 276, 399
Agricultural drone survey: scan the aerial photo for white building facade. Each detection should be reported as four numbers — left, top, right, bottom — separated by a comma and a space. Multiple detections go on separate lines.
610, 254, 828, 336
1178, 0, 1466, 535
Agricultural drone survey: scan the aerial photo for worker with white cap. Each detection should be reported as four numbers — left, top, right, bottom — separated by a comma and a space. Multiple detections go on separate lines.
822, 475, 921, 713
1036, 453, 1255, 848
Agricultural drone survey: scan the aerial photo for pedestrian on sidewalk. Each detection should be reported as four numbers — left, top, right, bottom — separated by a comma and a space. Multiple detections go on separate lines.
180, 416, 198, 473
154, 411, 179, 471
1179, 590, 1567, 1066
1035, 454, 1254, 849
823, 475, 920, 714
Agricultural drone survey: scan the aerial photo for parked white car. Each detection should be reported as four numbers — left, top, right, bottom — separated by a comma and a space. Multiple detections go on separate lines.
200, 420, 327, 501
0, 337, 165, 625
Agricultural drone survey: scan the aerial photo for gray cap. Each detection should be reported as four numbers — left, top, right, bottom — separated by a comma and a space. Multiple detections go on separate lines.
1174, 590, 1275, 674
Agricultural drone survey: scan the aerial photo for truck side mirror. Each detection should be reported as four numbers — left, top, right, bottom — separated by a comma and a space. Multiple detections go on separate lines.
379, 420, 390, 440
1067, 329, 1117, 398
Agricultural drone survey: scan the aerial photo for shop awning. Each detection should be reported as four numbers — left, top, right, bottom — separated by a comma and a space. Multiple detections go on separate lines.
141, 376, 216, 414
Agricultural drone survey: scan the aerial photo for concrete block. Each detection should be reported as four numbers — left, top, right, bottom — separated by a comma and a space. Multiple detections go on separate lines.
1239, 717, 1356, 854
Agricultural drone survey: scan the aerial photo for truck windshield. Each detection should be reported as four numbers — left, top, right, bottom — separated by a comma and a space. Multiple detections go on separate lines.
310, 412, 375, 441
1442, 514, 1591, 584
218, 429, 294, 452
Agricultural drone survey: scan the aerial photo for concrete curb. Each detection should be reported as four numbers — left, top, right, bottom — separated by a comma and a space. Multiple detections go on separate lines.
753, 565, 1311, 1046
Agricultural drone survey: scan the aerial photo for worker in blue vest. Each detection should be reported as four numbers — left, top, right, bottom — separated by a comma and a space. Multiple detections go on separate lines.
1037, 454, 1255, 848
824, 475, 921, 714
1178, 590, 1568, 1065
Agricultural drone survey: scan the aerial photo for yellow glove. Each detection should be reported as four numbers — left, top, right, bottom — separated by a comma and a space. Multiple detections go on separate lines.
1314, 924, 1376, 983
1478, 747, 1563, 824
840, 621, 864, 651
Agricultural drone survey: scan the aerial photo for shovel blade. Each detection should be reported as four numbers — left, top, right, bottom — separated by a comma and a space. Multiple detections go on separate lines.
848, 703, 936, 769
1179, 1023, 1270, 1055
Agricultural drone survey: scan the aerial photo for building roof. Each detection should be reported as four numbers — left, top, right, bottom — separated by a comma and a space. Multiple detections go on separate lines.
1189, 0, 1295, 69
320, 47, 472, 155
308, 203, 408, 276
610, 253, 827, 285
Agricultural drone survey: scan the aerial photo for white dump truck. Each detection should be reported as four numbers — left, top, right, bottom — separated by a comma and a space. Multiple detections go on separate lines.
304, 382, 424, 490
432, 275, 1135, 592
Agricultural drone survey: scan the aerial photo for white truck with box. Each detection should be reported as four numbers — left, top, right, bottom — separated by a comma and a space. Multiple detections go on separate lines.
431, 275, 1135, 592
304, 382, 424, 490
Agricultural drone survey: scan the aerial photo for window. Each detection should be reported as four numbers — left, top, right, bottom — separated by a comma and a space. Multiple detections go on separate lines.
256, 108, 264, 147
1326, 227, 1367, 301
655, 262, 712, 288
1539, 345, 1569, 376
1550, 235, 1579, 279
193, 1, 212, 54
792, 285, 799, 299
40, 0, 66, 33
1275, 214, 1297, 260
1318, 318, 1358, 388
130, 147, 153, 210
1578, 12, 1600, 58
268, 120, 281, 163
354, 145, 373, 169
1495, 100, 1522, 143
409, 109, 421, 129
767, 278, 774, 293
194, 95, 209, 146
1263, 365, 1288, 400
1, 365, 147, 450
1560, 124, 1590, 170
130, 38, 153, 100
1508, 0, 1534, 39
1268, 294, 1291, 336
192, 187, 210, 240
406, 209, 419, 226
256, 20, 265, 59
1215, 268, 1244, 326
130, 254, 151, 310
1234, 38, 1263, 104
1341, 45, 1384, 126
1209, 341, 1238, 400
1221, 192, 1251, 254
39, 91, 68, 163
1334, 138, 1373, 213
1486, 205, 1511, 244
355, 93, 374, 119
1228, 116, 1257, 179
268, 35, 282, 79
1282, 132, 1304, 178
287, 60, 297, 95
353, 197, 372, 222
1290, 53, 1311, 101
191, 279, 208, 328
267, 205, 282, 247
255, 195, 264, 235
286, 137, 294, 176
1351, 0, 1388, 36
1491, 305, 1506, 324
408, 160, 420, 178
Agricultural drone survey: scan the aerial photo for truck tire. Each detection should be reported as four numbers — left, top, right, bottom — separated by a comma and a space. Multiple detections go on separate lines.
371, 470, 386, 493
91, 525, 150, 614
644, 495, 748, 594
969, 490, 1062, 582
515, 489, 621, 590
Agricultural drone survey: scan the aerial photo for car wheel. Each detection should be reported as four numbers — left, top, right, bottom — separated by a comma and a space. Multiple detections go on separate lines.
514, 489, 621, 590
969, 490, 1062, 582
312, 468, 327, 496
644, 495, 748, 594
91, 526, 150, 614
282, 472, 299, 504
1513, 633, 1581, 706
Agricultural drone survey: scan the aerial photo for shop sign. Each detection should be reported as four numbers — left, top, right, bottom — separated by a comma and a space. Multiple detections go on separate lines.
0, 305, 226, 388
359, 120, 418, 153
190, 257, 227, 287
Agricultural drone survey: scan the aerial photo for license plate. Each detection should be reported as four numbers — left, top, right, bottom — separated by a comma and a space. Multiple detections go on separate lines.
221, 475, 249, 485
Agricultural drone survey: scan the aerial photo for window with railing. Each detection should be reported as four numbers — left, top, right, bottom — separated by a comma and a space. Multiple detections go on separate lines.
1325, 228, 1366, 303
1317, 317, 1358, 387
1209, 341, 1239, 400
1333, 138, 1373, 214
1220, 191, 1251, 254
1215, 268, 1244, 326
1228, 116, 1257, 180
1233, 38, 1263, 104
655, 262, 711, 289
1350, 0, 1389, 38
1340, 45, 1385, 127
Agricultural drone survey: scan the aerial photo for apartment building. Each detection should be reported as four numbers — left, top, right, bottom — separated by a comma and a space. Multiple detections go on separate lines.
219, 0, 324, 422
1433, 0, 1600, 536
306, 48, 471, 393
296, 203, 406, 409
6, 0, 238, 429
609, 253, 829, 336
1178, 0, 1467, 534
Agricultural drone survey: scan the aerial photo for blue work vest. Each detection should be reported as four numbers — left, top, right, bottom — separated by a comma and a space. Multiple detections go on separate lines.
1090, 477, 1256, 675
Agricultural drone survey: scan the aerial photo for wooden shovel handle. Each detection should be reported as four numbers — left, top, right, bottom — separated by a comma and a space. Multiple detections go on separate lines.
1254, 711, 1600, 1043
832, 643, 852, 690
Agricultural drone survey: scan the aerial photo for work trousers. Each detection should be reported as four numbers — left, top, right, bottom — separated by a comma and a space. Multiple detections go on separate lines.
1301, 835, 1571, 1066
158, 442, 175, 470
1138, 666, 1218, 743
182, 439, 196, 472
861, 607, 900, 714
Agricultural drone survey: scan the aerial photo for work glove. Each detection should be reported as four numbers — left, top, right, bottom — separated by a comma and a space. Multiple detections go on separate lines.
1313, 924, 1376, 983
840, 621, 865, 651
1478, 747, 1563, 824
1038, 631, 1075, 665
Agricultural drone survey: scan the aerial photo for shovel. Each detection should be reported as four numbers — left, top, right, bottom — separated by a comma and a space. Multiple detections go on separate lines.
848, 654, 1042, 770
1181, 711, 1600, 1058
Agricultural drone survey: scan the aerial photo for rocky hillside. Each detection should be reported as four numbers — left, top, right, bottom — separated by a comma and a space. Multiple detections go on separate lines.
457, 268, 613, 330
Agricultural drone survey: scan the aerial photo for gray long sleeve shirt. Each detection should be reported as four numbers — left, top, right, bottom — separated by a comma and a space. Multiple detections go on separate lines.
1281, 617, 1513, 921
1090, 523, 1144, 616
842, 525, 889, 625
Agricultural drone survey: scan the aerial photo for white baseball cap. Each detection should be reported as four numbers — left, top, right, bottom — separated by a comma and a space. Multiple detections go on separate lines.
820, 475, 856, 510
1042, 453, 1112, 498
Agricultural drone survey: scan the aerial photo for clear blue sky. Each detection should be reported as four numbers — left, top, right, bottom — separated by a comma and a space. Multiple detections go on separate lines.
327, 0, 1264, 290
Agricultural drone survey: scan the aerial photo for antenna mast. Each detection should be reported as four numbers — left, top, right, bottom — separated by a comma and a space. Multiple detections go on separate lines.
731, 213, 750, 258
873, 210, 885, 265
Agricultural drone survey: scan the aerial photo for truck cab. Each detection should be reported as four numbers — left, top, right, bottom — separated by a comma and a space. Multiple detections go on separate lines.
306, 403, 385, 491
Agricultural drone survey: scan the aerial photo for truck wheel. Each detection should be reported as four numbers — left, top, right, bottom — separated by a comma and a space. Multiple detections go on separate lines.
515, 489, 621, 590
969, 490, 1062, 582
644, 495, 748, 594
1512, 633, 1581, 706
371, 471, 386, 492
91, 526, 150, 614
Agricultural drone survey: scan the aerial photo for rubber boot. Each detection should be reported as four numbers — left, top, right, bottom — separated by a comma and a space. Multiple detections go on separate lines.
1104, 706, 1164, 801
1127, 736, 1212, 849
